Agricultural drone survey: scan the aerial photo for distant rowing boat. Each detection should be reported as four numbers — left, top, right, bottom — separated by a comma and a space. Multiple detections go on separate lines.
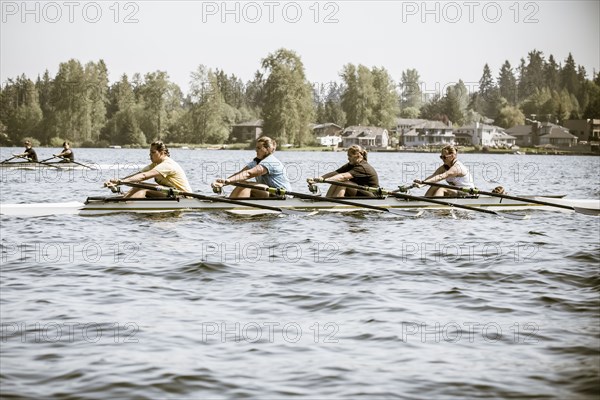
2, 194, 598, 217
0, 162, 97, 170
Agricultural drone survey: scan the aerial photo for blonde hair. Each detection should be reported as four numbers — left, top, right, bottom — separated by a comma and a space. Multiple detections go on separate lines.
348, 144, 368, 161
442, 145, 457, 155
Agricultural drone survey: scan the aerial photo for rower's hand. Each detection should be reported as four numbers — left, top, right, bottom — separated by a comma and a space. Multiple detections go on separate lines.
211, 178, 229, 189
104, 179, 121, 188
307, 177, 324, 184
412, 179, 424, 188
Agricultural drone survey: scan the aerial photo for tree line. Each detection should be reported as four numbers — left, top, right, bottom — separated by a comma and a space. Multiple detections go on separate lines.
1, 48, 598, 147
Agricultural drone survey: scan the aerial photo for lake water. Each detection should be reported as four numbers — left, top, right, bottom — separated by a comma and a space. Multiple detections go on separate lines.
1, 148, 599, 399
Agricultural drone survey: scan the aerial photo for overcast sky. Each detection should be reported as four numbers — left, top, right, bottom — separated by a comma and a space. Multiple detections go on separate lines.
1, 0, 598, 95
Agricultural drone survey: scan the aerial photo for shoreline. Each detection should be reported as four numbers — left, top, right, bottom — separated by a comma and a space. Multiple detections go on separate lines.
1, 145, 598, 156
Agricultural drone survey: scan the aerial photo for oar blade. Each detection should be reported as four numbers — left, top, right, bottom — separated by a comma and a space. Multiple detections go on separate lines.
573, 207, 600, 216
387, 208, 423, 217
280, 208, 318, 216
500, 212, 530, 220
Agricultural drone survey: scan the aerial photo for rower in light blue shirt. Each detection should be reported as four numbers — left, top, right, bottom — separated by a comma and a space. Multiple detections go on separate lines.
211, 136, 292, 198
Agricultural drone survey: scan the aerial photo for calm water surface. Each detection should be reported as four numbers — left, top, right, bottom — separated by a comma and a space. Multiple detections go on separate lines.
1, 148, 599, 399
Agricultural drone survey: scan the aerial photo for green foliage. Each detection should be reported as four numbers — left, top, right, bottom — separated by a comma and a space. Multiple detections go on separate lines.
340, 64, 398, 129
1, 49, 597, 149
399, 107, 420, 119
400, 69, 422, 110
260, 48, 315, 146
495, 105, 525, 128
49, 137, 66, 147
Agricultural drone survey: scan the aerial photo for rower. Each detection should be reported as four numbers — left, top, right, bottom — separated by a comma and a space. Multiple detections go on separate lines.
104, 141, 192, 198
13, 140, 38, 162
415, 145, 474, 197
211, 136, 291, 198
54, 142, 75, 162
307, 145, 379, 197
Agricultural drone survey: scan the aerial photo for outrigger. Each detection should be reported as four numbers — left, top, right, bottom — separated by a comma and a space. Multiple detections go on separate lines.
1, 181, 598, 217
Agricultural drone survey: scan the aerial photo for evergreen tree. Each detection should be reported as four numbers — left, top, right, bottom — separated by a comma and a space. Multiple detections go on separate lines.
560, 53, 579, 95
498, 60, 517, 105
478, 63, 494, 98
544, 54, 560, 91
399, 68, 423, 110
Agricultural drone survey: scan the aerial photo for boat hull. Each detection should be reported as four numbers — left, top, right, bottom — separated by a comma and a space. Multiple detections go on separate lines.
76, 195, 599, 216
2, 195, 598, 216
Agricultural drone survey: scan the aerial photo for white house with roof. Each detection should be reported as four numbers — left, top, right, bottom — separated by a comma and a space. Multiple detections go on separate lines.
401, 120, 454, 147
395, 118, 427, 134
312, 123, 343, 146
454, 122, 516, 147
340, 126, 389, 149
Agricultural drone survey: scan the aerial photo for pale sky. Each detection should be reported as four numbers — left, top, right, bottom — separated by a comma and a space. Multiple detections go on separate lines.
1, 0, 599, 96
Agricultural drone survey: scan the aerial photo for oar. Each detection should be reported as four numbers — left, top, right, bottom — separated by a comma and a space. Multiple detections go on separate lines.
1, 155, 20, 164
39, 156, 59, 163
227, 181, 423, 217
55, 155, 94, 169
321, 179, 529, 220
13, 154, 61, 169
415, 180, 599, 216
115, 181, 315, 216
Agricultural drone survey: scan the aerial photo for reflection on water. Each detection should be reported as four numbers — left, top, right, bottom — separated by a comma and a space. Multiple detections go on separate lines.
1, 149, 599, 398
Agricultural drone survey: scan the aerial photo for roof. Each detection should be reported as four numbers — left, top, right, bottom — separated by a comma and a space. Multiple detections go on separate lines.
539, 126, 578, 139
342, 126, 387, 138
313, 123, 342, 130
456, 123, 499, 131
505, 125, 532, 136
396, 118, 427, 126
415, 121, 452, 130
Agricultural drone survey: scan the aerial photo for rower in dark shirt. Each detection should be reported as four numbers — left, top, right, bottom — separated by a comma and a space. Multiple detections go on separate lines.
308, 145, 379, 197
54, 142, 74, 162
13, 140, 38, 162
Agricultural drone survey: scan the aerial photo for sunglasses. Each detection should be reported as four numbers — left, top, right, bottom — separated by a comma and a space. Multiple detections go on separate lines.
440, 154, 454, 159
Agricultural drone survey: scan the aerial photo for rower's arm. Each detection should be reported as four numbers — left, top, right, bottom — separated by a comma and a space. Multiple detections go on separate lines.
423, 165, 452, 183
321, 171, 353, 182
224, 165, 267, 183
120, 169, 161, 183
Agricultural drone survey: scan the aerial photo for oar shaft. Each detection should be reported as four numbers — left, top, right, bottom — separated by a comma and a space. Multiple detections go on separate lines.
14, 155, 61, 169
119, 181, 296, 213
323, 179, 501, 215
228, 181, 396, 213
55, 155, 93, 169
418, 181, 574, 211
1, 155, 18, 164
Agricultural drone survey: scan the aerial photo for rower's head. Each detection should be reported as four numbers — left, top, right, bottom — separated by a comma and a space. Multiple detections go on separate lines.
24, 140, 31, 148
440, 145, 457, 164
62, 141, 70, 149
347, 145, 367, 164
149, 140, 170, 162
255, 136, 277, 159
